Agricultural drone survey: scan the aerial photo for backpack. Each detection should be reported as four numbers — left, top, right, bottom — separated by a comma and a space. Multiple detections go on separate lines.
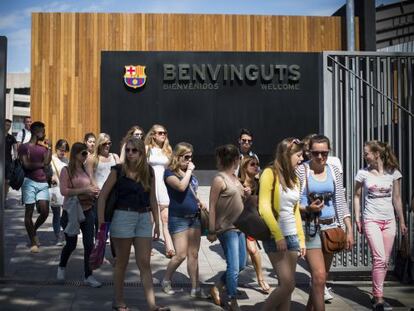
9, 159, 25, 190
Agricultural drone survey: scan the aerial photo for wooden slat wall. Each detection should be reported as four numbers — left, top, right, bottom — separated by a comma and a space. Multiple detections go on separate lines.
31, 13, 358, 145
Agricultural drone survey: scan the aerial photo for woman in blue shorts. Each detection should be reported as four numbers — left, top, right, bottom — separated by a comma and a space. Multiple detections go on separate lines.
98, 137, 169, 311
161, 142, 209, 298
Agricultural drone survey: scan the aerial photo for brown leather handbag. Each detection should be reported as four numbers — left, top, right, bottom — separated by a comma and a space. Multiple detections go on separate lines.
320, 226, 347, 254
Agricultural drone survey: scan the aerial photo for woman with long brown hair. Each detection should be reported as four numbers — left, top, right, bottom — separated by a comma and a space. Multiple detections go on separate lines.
144, 124, 174, 258
354, 140, 407, 310
57, 142, 101, 287
258, 138, 306, 311
98, 137, 169, 311
119, 125, 145, 163
239, 156, 270, 294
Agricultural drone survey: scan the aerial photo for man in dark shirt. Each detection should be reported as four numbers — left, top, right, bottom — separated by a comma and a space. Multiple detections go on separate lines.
5, 119, 17, 197
18, 121, 52, 253
236, 128, 260, 177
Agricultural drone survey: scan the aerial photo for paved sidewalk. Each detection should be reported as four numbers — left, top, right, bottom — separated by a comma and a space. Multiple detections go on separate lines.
1, 188, 413, 310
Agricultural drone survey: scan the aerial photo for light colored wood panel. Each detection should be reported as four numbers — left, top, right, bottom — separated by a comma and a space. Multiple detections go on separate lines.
31, 13, 355, 146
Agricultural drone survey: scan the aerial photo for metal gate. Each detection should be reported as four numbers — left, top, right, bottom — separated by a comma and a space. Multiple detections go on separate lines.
322, 51, 414, 271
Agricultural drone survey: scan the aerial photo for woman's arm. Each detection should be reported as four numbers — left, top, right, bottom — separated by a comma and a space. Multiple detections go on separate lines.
85, 155, 98, 187
113, 153, 121, 164
207, 175, 225, 242
353, 181, 363, 234
97, 169, 117, 226
392, 178, 408, 235
165, 169, 193, 192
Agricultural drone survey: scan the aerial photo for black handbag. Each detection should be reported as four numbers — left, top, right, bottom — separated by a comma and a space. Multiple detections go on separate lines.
103, 165, 121, 222
233, 194, 271, 240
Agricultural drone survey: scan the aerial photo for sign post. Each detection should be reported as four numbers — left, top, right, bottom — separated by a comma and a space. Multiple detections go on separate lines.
0, 36, 7, 277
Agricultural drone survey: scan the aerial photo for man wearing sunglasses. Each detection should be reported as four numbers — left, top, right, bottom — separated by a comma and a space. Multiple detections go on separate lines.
18, 121, 52, 253
236, 128, 260, 177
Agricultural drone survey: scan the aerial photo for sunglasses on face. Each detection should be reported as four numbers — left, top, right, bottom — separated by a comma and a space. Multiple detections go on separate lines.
102, 142, 112, 147
182, 155, 192, 161
155, 131, 167, 136
133, 133, 143, 138
311, 150, 329, 157
249, 162, 258, 167
241, 139, 252, 144
80, 150, 88, 157
126, 148, 139, 154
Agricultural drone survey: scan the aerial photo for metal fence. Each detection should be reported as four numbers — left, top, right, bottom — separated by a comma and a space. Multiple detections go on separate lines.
322, 51, 414, 271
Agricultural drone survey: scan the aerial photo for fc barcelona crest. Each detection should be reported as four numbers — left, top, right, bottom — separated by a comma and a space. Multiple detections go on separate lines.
124, 65, 147, 89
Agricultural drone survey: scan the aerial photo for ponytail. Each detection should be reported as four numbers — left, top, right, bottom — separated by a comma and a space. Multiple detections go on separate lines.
365, 140, 399, 172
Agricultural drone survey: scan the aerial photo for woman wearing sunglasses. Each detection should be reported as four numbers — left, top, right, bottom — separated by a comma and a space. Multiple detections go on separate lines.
297, 135, 354, 311
239, 156, 270, 294
86, 133, 120, 234
97, 138, 169, 311
57, 143, 101, 287
119, 125, 145, 163
144, 124, 174, 258
161, 142, 209, 298
258, 138, 306, 310
354, 141, 407, 310
49, 139, 70, 246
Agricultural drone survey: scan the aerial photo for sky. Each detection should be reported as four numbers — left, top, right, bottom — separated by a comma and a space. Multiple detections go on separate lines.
0, 0, 398, 73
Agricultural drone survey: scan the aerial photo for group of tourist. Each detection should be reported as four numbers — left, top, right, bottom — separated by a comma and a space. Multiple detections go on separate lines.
4, 117, 409, 311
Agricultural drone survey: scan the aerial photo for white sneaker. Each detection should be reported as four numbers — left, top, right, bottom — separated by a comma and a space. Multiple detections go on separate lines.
190, 287, 211, 299
324, 286, 334, 302
84, 275, 102, 288
57, 266, 65, 281
161, 280, 175, 295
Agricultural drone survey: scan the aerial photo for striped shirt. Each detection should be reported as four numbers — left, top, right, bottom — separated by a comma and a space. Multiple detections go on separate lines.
296, 162, 350, 229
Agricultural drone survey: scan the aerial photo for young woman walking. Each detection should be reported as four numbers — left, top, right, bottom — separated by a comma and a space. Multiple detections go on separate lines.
208, 144, 247, 311
239, 156, 270, 294
258, 138, 306, 311
120, 125, 145, 162
97, 137, 169, 311
354, 140, 407, 311
57, 143, 101, 287
145, 124, 174, 258
161, 142, 209, 298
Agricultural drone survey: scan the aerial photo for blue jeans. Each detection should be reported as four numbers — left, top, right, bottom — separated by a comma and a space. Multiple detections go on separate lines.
217, 230, 247, 298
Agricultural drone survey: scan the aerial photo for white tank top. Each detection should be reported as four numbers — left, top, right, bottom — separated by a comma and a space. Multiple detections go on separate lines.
278, 184, 300, 237
94, 154, 116, 189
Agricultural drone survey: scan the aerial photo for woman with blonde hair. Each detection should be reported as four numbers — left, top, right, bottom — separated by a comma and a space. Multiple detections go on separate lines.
98, 137, 169, 311
119, 126, 145, 163
239, 156, 270, 294
354, 140, 407, 310
259, 138, 306, 311
145, 124, 174, 258
161, 142, 209, 298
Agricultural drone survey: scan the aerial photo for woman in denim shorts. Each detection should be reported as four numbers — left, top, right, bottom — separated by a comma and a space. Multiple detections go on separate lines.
161, 142, 209, 299
258, 138, 306, 311
97, 138, 169, 311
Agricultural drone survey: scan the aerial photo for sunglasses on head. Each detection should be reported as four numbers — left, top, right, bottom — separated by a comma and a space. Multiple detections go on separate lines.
102, 142, 112, 147
126, 147, 139, 154
241, 139, 252, 144
80, 150, 88, 156
155, 131, 167, 136
311, 150, 329, 157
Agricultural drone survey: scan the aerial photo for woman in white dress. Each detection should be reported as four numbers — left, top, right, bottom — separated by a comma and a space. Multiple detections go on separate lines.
145, 124, 174, 257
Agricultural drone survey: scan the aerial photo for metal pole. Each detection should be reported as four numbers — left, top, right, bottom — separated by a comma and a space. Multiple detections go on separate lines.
0, 36, 7, 277
346, 0, 355, 51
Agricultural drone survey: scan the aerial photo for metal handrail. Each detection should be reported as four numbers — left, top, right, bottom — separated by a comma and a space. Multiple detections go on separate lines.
327, 55, 414, 118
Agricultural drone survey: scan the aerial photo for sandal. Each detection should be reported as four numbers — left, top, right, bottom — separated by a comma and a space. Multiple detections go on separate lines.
165, 249, 175, 258
112, 305, 130, 311
258, 279, 271, 294
210, 285, 221, 306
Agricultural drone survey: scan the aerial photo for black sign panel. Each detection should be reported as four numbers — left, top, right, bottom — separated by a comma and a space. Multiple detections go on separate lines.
101, 52, 321, 168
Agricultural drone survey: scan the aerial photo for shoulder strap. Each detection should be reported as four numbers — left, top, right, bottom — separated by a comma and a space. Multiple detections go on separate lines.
22, 129, 26, 143
51, 158, 60, 181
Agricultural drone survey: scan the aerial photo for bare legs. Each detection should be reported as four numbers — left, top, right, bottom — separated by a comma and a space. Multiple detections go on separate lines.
261, 251, 298, 311
24, 200, 49, 247
160, 206, 174, 256
246, 239, 270, 293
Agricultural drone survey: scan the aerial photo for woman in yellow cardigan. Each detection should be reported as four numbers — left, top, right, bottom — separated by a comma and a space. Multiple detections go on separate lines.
258, 138, 306, 311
